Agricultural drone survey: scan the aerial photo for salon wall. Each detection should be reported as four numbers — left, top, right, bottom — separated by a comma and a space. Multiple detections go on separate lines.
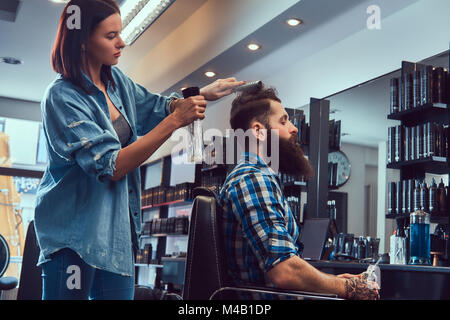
338, 143, 378, 238
0, 96, 41, 122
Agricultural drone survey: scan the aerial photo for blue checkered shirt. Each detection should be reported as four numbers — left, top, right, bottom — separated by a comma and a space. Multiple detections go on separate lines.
218, 152, 301, 299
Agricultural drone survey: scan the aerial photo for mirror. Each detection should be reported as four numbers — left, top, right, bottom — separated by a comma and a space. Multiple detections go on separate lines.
323, 50, 449, 252
0, 234, 10, 278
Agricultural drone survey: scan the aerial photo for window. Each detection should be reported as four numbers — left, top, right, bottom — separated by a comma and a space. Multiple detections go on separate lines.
0, 117, 45, 281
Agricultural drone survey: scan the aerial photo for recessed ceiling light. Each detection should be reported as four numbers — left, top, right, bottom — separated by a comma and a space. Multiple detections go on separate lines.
1, 57, 23, 65
286, 18, 302, 27
49, 0, 69, 3
247, 43, 261, 51
204, 71, 216, 78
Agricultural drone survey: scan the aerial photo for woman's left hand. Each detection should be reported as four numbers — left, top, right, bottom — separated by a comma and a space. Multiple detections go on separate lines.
200, 77, 245, 101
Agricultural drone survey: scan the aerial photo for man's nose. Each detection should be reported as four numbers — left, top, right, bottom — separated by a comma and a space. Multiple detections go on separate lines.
290, 123, 298, 135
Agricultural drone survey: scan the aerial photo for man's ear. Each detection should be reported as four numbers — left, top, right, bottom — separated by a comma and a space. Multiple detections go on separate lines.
250, 121, 267, 142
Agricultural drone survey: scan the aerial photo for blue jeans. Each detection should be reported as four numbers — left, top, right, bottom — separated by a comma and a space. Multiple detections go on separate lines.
41, 248, 135, 300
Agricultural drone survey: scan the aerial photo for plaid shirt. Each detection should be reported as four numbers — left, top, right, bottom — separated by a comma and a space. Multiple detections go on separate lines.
218, 152, 301, 299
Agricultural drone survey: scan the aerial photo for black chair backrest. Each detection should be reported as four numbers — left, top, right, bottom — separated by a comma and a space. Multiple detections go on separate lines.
183, 188, 229, 300
17, 220, 42, 300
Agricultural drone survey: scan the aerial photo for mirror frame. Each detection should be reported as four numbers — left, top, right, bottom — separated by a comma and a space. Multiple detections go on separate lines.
0, 234, 10, 278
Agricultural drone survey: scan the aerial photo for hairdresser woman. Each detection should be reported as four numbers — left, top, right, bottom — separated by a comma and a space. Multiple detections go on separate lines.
35, 0, 243, 300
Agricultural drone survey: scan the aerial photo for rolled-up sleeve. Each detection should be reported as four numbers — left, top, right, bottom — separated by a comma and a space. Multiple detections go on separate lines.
42, 86, 122, 183
229, 172, 298, 273
120, 70, 181, 136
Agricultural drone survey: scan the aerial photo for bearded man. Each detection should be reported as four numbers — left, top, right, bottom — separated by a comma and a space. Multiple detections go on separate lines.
217, 85, 378, 300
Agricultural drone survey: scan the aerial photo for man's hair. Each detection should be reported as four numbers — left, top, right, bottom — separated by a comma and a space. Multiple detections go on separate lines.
229, 84, 281, 131
51, 0, 121, 95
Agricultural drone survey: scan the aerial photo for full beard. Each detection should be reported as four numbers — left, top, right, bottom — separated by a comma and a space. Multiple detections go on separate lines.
267, 129, 314, 178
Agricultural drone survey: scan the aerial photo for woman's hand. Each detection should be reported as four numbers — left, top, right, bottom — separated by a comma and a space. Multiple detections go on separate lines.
170, 95, 207, 128
200, 77, 245, 101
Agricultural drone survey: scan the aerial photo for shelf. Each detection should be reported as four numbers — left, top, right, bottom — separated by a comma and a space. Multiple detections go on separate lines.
387, 156, 449, 175
201, 164, 228, 173
386, 213, 409, 220
135, 263, 163, 268
386, 213, 449, 224
161, 257, 186, 262
281, 181, 307, 192
431, 216, 450, 224
140, 233, 188, 238
141, 199, 193, 210
388, 103, 448, 125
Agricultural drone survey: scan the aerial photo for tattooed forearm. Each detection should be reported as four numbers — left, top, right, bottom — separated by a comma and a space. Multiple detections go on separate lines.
344, 274, 380, 300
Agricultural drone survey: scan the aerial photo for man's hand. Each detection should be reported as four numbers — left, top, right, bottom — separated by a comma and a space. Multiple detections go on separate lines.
200, 77, 245, 101
337, 273, 362, 279
343, 273, 380, 300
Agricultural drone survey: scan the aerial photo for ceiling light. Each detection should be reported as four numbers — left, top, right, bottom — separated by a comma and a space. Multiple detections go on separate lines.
204, 71, 216, 78
120, 0, 175, 46
49, 0, 69, 3
247, 43, 261, 51
1, 57, 23, 65
286, 18, 302, 27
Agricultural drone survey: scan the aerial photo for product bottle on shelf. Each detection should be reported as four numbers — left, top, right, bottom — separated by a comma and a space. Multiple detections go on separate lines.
390, 77, 399, 114
420, 181, 429, 212
413, 180, 421, 212
402, 180, 408, 215
388, 182, 396, 215
429, 178, 438, 216
408, 179, 415, 214
437, 178, 447, 216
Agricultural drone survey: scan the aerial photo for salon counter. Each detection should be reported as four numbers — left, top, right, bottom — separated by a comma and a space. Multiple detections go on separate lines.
308, 260, 450, 300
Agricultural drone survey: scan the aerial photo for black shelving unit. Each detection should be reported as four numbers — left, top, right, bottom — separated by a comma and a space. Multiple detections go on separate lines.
388, 102, 448, 125
386, 60, 450, 265
306, 98, 333, 219
138, 155, 201, 289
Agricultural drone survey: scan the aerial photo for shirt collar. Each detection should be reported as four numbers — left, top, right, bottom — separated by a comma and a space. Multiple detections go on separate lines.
239, 152, 278, 177
80, 69, 110, 91
56, 69, 110, 92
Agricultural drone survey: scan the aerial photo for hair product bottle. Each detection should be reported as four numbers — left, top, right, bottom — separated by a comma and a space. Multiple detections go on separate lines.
429, 178, 438, 215
390, 77, 399, 114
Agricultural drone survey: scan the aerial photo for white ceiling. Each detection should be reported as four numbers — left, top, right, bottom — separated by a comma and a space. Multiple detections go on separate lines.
0, 0, 449, 156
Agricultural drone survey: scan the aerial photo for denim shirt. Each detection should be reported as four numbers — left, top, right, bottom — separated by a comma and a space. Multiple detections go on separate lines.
35, 66, 180, 276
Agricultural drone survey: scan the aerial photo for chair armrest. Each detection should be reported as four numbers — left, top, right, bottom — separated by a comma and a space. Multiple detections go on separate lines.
209, 285, 343, 300
162, 292, 183, 300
